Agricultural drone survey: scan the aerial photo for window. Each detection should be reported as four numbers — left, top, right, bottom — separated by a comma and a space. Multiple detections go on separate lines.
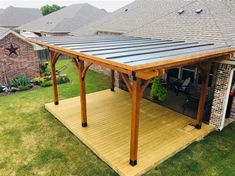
181, 65, 196, 82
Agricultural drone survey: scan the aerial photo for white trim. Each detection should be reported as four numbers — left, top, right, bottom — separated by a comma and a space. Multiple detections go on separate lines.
220, 68, 235, 130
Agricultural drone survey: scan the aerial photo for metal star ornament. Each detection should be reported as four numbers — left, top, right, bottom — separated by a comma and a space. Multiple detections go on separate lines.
4, 43, 19, 57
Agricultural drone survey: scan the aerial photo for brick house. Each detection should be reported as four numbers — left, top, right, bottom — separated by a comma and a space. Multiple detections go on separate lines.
0, 27, 40, 84
72, 0, 235, 130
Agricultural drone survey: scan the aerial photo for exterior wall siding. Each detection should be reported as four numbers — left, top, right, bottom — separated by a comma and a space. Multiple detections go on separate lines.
0, 33, 40, 84
210, 63, 235, 129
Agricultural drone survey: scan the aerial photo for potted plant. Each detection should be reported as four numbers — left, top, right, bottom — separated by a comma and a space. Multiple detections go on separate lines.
150, 78, 167, 102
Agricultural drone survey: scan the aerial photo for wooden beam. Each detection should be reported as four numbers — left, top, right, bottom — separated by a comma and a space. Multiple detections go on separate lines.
75, 59, 88, 127
72, 57, 79, 68
194, 62, 211, 129
140, 79, 152, 98
130, 77, 141, 166
110, 70, 115, 91
132, 50, 234, 72
196, 63, 206, 76
82, 62, 93, 79
49, 50, 60, 105
136, 69, 165, 80
120, 73, 132, 94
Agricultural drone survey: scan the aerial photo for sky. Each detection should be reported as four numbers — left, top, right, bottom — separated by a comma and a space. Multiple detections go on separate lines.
0, 0, 135, 12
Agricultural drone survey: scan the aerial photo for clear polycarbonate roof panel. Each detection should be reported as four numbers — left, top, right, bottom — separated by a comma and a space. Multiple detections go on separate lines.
33, 35, 231, 67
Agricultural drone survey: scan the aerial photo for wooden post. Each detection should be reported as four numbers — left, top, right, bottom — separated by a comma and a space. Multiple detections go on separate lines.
110, 69, 115, 91
49, 51, 60, 105
129, 76, 141, 166
195, 62, 211, 129
79, 60, 88, 127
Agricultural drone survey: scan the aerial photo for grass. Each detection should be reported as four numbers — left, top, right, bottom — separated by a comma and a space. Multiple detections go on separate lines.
0, 59, 235, 176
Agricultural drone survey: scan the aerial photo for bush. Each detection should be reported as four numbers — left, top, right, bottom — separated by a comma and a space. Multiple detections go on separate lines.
41, 80, 52, 87
10, 75, 31, 90
40, 62, 50, 76
32, 77, 45, 86
57, 75, 70, 84
37, 74, 69, 87
150, 78, 167, 101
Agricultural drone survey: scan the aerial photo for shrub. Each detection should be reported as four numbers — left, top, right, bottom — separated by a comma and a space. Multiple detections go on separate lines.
40, 62, 50, 76
150, 78, 167, 101
32, 77, 45, 86
10, 75, 31, 89
39, 75, 69, 87
57, 75, 70, 84
41, 80, 52, 87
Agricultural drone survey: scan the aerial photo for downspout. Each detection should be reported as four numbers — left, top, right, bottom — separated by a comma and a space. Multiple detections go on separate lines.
219, 68, 235, 130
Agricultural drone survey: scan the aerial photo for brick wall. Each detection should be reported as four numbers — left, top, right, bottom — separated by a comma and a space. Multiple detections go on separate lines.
0, 33, 40, 84
210, 63, 235, 129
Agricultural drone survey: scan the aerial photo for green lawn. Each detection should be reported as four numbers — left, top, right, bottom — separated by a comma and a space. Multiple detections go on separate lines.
0, 59, 234, 176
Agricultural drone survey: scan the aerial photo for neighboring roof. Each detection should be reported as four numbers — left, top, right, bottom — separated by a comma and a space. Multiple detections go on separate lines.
0, 8, 4, 15
71, 0, 194, 36
0, 27, 43, 50
0, 6, 42, 28
20, 31, 39, 38
30, 36, 235, 74
19, 3, 108, 33
72, 0, 235, 46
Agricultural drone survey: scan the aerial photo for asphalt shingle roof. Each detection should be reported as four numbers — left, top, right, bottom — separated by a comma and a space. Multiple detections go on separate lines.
72, 0, 235, 46
0, 9, 4, 15
0, 6, 42, 28
19, 3, 108, 33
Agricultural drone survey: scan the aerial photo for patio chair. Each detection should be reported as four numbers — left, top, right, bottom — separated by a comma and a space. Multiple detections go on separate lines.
174, 77, 191, 96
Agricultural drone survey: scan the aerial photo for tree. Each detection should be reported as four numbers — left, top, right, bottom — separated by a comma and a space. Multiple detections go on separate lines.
40, 4, 64, 16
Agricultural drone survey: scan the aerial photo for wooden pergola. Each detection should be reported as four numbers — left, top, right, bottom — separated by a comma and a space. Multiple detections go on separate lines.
30, 36, 235, 166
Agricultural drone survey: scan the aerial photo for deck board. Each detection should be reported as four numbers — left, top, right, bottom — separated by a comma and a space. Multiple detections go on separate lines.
45, 89, 214, 176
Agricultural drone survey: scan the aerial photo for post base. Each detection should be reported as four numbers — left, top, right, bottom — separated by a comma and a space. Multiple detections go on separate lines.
129, 160, 137, 166
111, 88, 115, 92
194, 124, 202, 129
189, 121, 201, 129
82, 122, 88, 127
54, 101, 59, 105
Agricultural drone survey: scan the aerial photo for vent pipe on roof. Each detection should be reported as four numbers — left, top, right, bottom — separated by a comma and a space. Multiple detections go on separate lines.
196, 8, 203, 14
177, 9, 184, 14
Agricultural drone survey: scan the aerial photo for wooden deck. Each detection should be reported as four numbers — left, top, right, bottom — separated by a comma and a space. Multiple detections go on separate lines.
45, 89, 214, 176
